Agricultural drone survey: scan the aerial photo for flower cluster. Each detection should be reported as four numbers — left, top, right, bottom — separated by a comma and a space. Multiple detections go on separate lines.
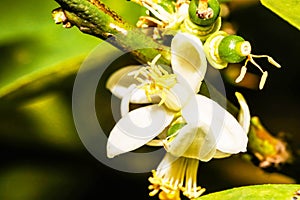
129, 0, 281, 90
106, 32, 250, 199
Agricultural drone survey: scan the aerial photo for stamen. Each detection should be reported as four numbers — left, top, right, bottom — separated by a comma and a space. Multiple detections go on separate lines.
259, 71, 268, 90
149, 155, 205, 199
141, 1, 170, 23
159, 90, 167, 106
135, 77, 145, 83
244, 56, 262, 73
151, 54, 162, 66
235, 66, 248, 83
268, 57, 281, 68
137, 16, 165, 28
251, 54, 281, 68
158, 65, 169, 75
182, 159, 206, 199
235, 53, 280, 89
128, 54, 177, 106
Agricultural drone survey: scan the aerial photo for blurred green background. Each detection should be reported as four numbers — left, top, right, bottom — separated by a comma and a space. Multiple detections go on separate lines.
0, 0, 299, 199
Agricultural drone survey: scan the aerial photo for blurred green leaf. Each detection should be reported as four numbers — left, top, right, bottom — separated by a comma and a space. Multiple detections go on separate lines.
261, 0, 300, 30
198, 184, 300, 200
0, 56, 83, 101
0, 0, 145, 101
0, 0, 99, 91
0, 165, 83, 200
19, 93, 80, 149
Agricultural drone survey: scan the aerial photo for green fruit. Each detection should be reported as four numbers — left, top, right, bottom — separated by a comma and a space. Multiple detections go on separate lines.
218, 35, 251, 63
188, 0, 220, 26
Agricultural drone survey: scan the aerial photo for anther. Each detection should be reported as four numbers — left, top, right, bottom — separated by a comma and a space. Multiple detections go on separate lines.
235, 66, 248, 83
259, 71, 268, 90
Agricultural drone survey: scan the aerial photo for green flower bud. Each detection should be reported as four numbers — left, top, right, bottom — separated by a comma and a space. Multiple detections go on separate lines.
189, 0, 220, 26
218, 35, 251, 63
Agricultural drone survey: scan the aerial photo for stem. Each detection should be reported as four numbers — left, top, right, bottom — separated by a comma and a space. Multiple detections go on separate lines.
53, 0, 171, 65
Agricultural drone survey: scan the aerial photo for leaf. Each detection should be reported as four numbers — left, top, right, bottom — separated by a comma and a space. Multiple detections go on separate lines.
0, 0, 146, 101
0, 164, 86, 200
261, 0, 300, 30
0, 0, 99, 91
197, 184, 300, 200
0, 56, 83, 101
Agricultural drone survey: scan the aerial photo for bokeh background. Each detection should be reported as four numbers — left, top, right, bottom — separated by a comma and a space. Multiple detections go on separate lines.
0, 0, 299, 199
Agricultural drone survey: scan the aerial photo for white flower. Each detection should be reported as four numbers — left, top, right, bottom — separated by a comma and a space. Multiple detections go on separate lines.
106, 32, 207, 158
132, 0, 190, 29
106, 32, 249, 159
105, 32, 250, 199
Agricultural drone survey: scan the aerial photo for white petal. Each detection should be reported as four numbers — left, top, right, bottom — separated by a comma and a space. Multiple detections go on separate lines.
106, 65, 156, 103
164, 81, 195, 111
106, 65, 160, 104
107, 105, 174, 158
120, 85, 136, 117
106, 65, 140, 98
165, 123, 217, 162
171, 32, 207, 93
182, 94, 248, 154
213, 150, 231, 159
131, 90, 160, 104
120, 86, 160, 117
235, 92, 251, 134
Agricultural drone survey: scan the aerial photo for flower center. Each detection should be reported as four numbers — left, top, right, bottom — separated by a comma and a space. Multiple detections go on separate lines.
148, 155, 206, 199
129, 54, 177, 106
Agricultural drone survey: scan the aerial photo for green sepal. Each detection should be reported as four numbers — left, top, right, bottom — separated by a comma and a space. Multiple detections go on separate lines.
167, 122, 186, 137
188, 0, 220, 26
203, 31, 228, 69
218, 35, 247, 63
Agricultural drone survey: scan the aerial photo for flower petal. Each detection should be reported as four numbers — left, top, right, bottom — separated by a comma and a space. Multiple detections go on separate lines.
213, 150, 231, 159
106, 65, 156, 103
164, 81, 195, 111
106, 65, 140, 98
107, 105, 174, 158
235, 92, 251, 134
182, 94, 248, 154
165, 123, 217, 162
171, 32, 207, 93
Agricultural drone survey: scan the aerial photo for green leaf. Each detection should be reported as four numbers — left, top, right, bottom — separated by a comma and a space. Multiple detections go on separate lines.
261, 0, 300, 30
0, 164, 84, 200
197, 184, 300, 200
0, 0, 145, 101
0, 0, 99, 91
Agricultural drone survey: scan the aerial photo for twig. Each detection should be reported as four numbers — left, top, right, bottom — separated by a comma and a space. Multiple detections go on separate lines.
53, 0, 171, 65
